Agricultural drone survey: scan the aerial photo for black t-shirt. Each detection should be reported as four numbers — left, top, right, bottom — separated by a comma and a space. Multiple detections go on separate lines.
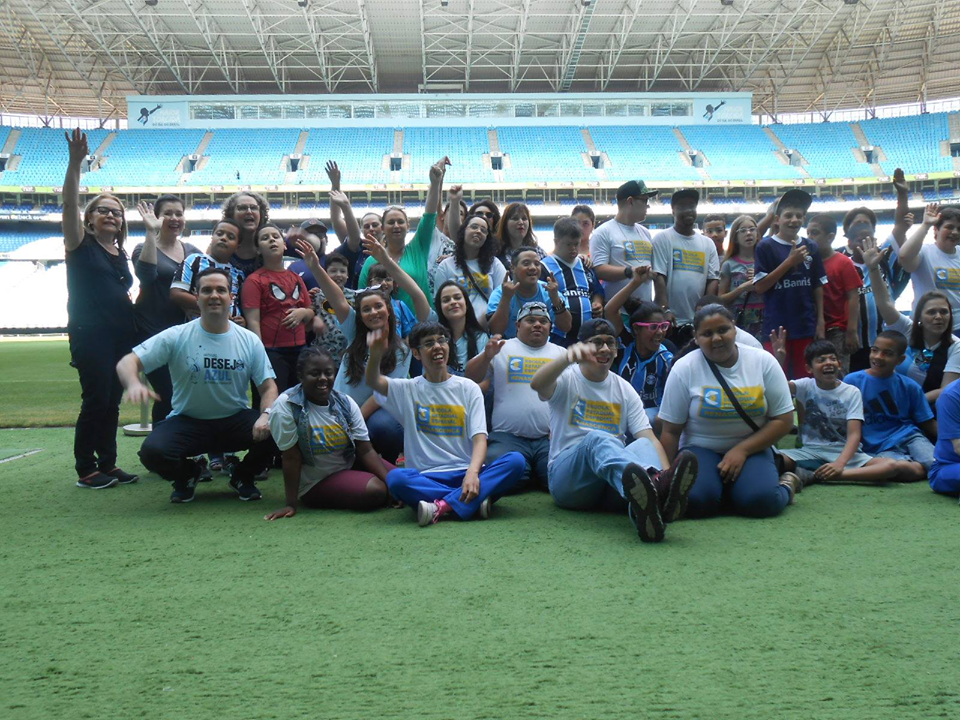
230, 253, 260, 278
131, 241, 202, 339
66, 234, 136, 332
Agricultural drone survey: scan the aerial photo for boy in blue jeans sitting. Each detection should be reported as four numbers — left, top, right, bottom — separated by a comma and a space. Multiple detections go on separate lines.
843, 330, 937, 481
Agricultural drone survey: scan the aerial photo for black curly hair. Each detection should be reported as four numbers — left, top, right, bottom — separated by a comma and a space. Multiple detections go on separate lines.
454, 213, 497, 275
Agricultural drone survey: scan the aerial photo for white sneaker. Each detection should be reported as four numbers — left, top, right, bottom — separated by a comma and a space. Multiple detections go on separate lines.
417, 500, 439, 527
479, 497, 492, 519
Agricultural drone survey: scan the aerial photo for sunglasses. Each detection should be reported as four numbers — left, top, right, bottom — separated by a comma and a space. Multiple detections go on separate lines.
633, 321, 671, 332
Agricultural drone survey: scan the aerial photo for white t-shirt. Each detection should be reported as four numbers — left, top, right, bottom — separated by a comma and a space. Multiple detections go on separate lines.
589, 218, 654, 302
887, 313, 960, 387
545, 365, 651, 467
652, 227, 721, 324
910, 243, 960, 333
792, 377, 863, 454
488, 338, 566, 438
375, 375, 486, 473
433, 256, 507, 320
658, 345, 794, 453
269, 391, 370, 497
736, 327, 764, 349
334, 306, 411, 405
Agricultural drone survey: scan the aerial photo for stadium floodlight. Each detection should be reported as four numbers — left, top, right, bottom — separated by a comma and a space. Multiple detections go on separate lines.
440, 0, 448, 6
144, 0, 157, 6
297, 0, 308, 6
720, 0, 734, 6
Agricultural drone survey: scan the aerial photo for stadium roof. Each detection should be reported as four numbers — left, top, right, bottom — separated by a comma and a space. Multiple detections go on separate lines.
1, 0, 958, 120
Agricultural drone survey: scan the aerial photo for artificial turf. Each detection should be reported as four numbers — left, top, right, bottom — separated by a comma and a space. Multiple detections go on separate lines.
2, 341, 959, 719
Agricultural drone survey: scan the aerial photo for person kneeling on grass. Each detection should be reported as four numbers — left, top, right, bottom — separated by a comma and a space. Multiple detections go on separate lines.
842, 330, 937, 482
264, 347, 393, 520
365, 321, 525, 526
117, 268, 279, 504
774, 339, 903, 486
929, 378, 960, 498
529, 318, 698, 543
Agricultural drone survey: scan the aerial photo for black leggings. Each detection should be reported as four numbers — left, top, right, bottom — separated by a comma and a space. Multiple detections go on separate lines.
69, 326, 135, 477
266, 346, 303, 394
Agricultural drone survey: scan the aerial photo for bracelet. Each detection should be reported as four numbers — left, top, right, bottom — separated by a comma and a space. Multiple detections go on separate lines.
623, 266, 633, 279
553, 303, 568, 314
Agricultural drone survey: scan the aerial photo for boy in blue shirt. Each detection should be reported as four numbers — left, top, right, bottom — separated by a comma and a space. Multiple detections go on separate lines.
542, 217, 603, 347
753, 189, 827, 379
487, 248, 572, 342
844, 330, 937, 482
930, 378, 960, 496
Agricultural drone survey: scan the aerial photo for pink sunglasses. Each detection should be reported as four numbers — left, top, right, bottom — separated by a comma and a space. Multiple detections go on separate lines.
633, 321, 671, 332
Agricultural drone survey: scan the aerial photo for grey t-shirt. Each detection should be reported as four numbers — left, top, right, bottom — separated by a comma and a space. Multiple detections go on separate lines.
652, 227, 720, 324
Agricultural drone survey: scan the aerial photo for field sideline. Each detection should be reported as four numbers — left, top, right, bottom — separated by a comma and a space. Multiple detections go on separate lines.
2, 339, 959, 719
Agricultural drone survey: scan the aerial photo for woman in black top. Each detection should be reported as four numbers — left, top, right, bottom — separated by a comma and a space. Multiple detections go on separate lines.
63, 128, 139, 489
131, 196, 201, 422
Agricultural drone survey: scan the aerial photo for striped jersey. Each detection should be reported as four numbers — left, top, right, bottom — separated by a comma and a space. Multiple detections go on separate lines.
542, 255, 603, 348
171, 252, 246, 317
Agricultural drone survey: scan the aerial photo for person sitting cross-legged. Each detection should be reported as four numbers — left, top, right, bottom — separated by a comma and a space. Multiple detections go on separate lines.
366, 321, 526, 526
117, 268, 279, 503
530, 318, 698, 543
464, 301, 566, 492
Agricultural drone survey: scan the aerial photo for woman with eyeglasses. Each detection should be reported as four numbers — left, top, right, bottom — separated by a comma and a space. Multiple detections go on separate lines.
433, 213, 506, 328
603, 274, 674, 422
658, 304, 799, 519
63, 129, 139, 490
357, 157, 450, 309
495, 202, 546, 273
467, 199, 501, 235
862, 235, 960, 405
718, 215, 764, 343
221, 191, 270, 277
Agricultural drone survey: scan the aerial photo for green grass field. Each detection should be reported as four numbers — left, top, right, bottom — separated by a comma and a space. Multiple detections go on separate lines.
2, 340, 959, 719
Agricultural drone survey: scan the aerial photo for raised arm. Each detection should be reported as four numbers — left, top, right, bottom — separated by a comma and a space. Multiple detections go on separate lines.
135, 201, 162, 268
330, 189, 362, 253
890, 168, 910, 247
445, 185, 463, 241
530, 342, 594, 401
63, 128, 88, 252
756, 201, 777, 239
325, 161, 351, 243
897, 203, 938, 274
364, 329, 391, 396
362, 234, 430, 321
486, 280, 517, 337
862, 235, 901, 326
603, 266, 651, 334
294, 238, 351, 323
425, 156, 450, 215
464, 334, 505, 383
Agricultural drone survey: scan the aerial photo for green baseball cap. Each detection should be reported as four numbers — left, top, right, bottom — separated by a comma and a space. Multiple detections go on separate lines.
616, 180, 659, 202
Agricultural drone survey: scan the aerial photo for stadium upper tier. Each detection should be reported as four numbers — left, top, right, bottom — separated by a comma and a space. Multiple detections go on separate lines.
0, 112, 957, 189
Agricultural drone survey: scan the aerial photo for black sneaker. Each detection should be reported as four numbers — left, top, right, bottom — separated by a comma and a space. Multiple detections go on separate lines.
195, 456, 213, 482
659, 450, 698, 523
229, 474, 262, 501
622, 464, 664, 543
170, 475, 197, 503
105, 467, 139, 485
76, 472, 119, 489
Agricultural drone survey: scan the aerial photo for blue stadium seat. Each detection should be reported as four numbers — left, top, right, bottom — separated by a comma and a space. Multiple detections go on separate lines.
83, 129, 206, 187
859, 113, 952, 175
589, 126, 699, 182
682, 126, 801, 181
298, 128, 394, 186
497, 127, 597, 183
401, 127, 491, 184
187, 128, 301, 186
2, 128, 110, 186
769, 123, 869, 179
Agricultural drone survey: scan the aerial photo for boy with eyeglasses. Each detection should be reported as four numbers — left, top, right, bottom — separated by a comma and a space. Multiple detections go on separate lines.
530, 319, 698, 543
366, 321, 525, 526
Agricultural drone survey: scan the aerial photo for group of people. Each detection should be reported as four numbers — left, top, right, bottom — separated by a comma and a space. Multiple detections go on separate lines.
61, 127, 960, 544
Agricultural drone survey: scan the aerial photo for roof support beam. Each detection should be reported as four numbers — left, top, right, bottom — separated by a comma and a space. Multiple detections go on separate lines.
557, 0, 595, 91
509, 0, 532, 91
239, 0, 285, 92
59, 0, 145, 93
182, 0, 239, 93
734, 0, 813, 90
599, 0, 643, 91
300, 5, 331, 92
118, 0, 191, 93
356, 0, 378, 92
465, 0, 475, 89
644, 0, 694, 89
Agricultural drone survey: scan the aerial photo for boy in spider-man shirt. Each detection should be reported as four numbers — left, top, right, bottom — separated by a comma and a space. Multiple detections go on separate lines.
242, 222, 315, 393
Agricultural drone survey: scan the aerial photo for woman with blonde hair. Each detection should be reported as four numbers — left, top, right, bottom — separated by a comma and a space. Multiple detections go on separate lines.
718, 214, 764, 342
63, 128, 139, 489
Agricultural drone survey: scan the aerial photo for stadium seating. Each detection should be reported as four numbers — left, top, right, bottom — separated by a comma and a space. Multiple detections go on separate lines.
297, 127, 394, 185
589, 126, 700, 182
859, 113, 953, 175
0, 231, 48, 253
1, 128, 110, 186
497, 127, 597, 183
186, 128, 301, 186
400, 127, 491, 184
82, 129, 206, 187
771, 122, 871, 178
682, 126, 802, 181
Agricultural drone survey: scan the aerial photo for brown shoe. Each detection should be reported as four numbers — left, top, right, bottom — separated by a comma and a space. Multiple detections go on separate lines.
779, 472, 802, 504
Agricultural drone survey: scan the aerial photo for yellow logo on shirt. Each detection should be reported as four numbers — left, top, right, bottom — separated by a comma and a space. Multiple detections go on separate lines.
624, 239, 652, 265
507, 356, 550, 383
934, 267, 960, 291
570, 398, 621, 434
308, 424, 350, 455
699, 386, 766, 419
416, 403, 466, 436
455, 273, 492, 293
672, 248, 706, 273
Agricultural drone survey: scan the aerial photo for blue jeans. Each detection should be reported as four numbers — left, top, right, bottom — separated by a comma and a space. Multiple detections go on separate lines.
487, 432, 550, 491
386, 452, 525, 520
929, 459, 960, 496
876, 432, 935, 472
367, 407, 404, 464
548, 430, 662, 511
685, 446, 789, 519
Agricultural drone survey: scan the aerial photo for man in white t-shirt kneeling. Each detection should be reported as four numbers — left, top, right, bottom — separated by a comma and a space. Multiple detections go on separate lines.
366, 321, 525, 526
530, 319, 698, 543
465, 301, 566, 491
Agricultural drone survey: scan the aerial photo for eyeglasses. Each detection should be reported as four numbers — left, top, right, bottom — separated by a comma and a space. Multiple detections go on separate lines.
235, 204, 259, 213
590, 338, 618, 349
419, 337, 449, 349
633, 321, 671, 332
94, 207, 124, 218
474, 210, 493, 218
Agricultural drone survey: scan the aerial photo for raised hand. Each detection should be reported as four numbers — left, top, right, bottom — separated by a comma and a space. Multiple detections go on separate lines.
903, 212, 915, 229
329, 189, 350, 210
892, 167, 907, 194
325, 160, 341, 188
448, 184, 463, 204
137, 201, 163, 236
861, 234, 882, 271
630, 265, 652, 285
65, 127, 89, 165
366, 328, 388, 354
923, 203, 941, 226
429, 156, 451, 183
769, 326, 788, 357
544, 270, 559, 296
500, 277, 519, 298
565, 342, 597, 364
483, 334, 506, 359
361, 233, 387, 262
